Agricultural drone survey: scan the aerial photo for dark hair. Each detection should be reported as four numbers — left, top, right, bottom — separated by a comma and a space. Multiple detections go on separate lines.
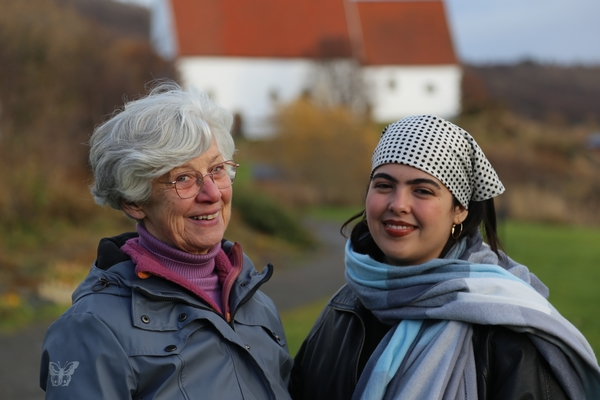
341, 197, 503, 262
457, 197, 502, 254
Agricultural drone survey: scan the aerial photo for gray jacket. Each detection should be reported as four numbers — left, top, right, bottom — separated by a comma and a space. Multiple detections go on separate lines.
40, 233, 293, 399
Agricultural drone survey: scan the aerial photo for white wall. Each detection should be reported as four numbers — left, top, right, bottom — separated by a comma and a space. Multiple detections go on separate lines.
364, 64, 462, 122
178, 57, 315, 138
178, 57, 462, 138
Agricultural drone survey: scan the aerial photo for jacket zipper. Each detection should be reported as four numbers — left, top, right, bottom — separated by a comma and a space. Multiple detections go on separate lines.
135, 279, 279, 400
330, 305, 366, 385
221, 243, 244, 322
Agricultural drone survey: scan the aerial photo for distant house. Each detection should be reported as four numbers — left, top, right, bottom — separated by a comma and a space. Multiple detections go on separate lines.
150, 0, 461, 138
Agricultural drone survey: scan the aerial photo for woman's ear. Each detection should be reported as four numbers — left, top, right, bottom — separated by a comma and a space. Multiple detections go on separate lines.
454, 204, 468, 225
120, 200, 146, 221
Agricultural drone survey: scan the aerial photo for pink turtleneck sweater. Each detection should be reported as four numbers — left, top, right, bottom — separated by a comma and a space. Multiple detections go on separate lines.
122, 224, 224, 312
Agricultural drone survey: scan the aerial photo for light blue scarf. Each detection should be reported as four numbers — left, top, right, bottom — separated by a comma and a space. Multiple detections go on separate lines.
345, 234, 600, 400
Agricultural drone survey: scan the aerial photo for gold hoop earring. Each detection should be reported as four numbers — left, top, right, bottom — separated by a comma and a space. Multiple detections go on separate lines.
451, 223, 463, 239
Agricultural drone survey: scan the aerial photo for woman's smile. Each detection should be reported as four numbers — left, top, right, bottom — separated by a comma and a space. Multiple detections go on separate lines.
366, 163, 467, 266
189, 210, 220, 221
383, 220, 417, 237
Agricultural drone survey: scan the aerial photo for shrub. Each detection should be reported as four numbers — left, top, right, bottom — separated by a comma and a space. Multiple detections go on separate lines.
232, 186, 315, 248
251, 98, 379, 207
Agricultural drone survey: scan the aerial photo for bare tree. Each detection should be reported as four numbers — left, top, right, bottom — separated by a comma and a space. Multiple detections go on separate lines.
304, 58, 371, 116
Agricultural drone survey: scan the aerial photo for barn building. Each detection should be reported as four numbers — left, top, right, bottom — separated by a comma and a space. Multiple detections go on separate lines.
150, 0, 461, 138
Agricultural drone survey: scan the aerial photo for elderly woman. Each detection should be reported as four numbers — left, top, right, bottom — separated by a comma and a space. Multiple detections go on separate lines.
291, 115, 600, 400
40, 82, 292, 399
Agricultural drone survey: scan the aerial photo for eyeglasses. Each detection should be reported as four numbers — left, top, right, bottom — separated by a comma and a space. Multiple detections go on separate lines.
163, 160, 239, 199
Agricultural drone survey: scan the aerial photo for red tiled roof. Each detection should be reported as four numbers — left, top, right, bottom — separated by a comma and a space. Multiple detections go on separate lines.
171, 0, 352, 58
353, 1, 457, 65
171, 0, 457, 65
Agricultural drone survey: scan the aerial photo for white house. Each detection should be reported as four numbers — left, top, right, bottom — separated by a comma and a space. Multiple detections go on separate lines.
150, 0, 461, 138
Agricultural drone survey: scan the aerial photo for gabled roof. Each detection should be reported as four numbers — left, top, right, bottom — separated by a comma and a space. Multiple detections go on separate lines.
171, 0, 352, 58
353, 1, 457, 65
170, 0, 457, 65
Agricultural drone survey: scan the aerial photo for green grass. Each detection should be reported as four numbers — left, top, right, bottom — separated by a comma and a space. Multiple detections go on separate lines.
281, 220, 600, 358
280, 298, 329, 356
502, 220, 600, 356
0, 302, 67, 333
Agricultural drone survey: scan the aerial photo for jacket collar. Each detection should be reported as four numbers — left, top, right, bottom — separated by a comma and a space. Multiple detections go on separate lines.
78, 233, 273, 317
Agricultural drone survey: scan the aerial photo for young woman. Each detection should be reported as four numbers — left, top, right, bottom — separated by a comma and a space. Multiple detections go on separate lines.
291, 114, 600, 400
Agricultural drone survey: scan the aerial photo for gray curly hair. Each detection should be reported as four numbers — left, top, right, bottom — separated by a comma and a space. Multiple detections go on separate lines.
89, 80, 235, 210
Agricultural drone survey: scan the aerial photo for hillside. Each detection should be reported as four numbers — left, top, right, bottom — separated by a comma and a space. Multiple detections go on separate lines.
56, 0, 151, 40
462, 62, 600, 124
458, 62, 600, 226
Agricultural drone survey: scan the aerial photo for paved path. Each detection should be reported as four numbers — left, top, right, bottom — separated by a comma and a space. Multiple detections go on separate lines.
260, 218, 347, 311
0, 219, 347, 400
0, 322, 49, 400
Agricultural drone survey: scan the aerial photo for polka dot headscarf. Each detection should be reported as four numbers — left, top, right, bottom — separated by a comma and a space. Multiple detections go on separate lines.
371, 114, 505, 208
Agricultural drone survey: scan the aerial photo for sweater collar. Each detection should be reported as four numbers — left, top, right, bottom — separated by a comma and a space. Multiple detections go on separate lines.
136, 223, 220, 271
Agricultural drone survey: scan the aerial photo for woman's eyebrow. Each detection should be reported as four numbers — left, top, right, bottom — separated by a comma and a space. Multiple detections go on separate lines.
407, 178, 442, 189
371, 172, 397, 183
171, 157, 224, 173
372, 172, 441, 189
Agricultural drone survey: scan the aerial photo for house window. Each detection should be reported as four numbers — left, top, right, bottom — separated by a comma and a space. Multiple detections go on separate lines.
388, 78, 397, 91
269, 88, 280, 102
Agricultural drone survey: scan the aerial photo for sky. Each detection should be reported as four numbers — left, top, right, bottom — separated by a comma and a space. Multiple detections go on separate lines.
444, 0, 600, 65
119, 0, 600, 65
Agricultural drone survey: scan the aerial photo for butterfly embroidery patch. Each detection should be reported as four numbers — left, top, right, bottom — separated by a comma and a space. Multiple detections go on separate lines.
49, 361, 80, 387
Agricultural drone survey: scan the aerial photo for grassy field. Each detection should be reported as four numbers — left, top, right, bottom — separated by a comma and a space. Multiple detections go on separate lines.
281, 220, 600, 358
502, 220, 600, 355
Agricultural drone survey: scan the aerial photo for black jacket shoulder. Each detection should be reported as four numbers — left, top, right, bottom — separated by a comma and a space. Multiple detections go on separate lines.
291, 285, 567, 400
95, 232, 137, 270
472, 324, 567, 399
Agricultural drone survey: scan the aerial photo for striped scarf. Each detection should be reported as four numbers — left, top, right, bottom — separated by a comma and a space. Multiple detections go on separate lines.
345, 233, 600, 400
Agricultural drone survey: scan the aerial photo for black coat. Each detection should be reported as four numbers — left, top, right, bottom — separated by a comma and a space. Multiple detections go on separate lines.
291, 284, 567, 400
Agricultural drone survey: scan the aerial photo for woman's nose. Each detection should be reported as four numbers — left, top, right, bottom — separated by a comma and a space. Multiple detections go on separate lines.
195, 174, 222, 201
388, 190, 410, 214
